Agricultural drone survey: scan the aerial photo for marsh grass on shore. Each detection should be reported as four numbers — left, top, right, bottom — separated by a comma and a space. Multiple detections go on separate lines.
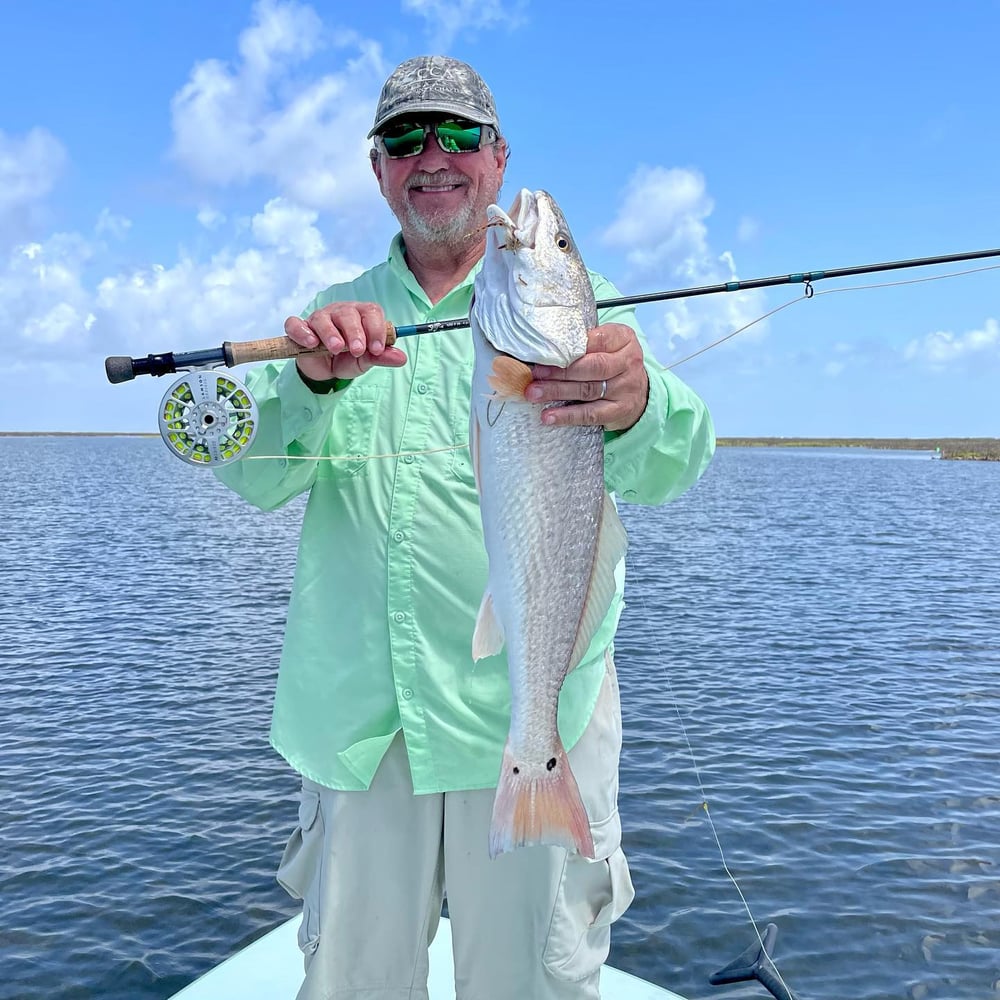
718, 437, 1000, 461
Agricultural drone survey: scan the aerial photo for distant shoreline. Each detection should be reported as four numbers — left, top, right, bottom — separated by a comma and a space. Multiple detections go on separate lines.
2, 431, 998, 460
0, 431, 159, 438
716, 437, 1000, 461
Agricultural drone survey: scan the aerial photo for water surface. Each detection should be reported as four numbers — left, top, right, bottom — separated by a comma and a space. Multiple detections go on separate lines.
1, 439, 997, 999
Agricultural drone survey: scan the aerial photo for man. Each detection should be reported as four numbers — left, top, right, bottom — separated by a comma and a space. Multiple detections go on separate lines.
216, 55, 715, 1000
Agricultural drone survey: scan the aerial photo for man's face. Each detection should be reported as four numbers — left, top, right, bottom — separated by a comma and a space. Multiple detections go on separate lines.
372, 119, 507, 247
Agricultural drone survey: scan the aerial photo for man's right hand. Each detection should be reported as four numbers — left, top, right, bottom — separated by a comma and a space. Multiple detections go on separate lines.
286, 301, 409, 384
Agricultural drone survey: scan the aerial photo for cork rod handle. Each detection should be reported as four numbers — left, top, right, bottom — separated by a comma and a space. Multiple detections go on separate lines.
224, 322, 398, 367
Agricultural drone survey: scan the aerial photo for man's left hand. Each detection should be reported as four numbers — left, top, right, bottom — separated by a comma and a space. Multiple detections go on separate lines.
525, 323, 649, 432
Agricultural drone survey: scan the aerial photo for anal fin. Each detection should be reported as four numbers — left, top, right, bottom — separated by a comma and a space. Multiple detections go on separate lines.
472, 590, 505, 660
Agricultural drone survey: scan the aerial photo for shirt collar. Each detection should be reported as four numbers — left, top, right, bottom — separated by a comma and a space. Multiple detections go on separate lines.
387, 232, 484, 308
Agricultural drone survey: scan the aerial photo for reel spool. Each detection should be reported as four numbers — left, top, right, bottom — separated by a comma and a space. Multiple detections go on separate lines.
158, 368, 258, 466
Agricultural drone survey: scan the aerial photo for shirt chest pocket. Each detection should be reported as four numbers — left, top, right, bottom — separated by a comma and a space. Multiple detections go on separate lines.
318, 384, 381, 479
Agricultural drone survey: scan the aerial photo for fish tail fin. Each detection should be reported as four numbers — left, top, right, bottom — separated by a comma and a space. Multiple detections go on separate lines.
489, 743, 595, 860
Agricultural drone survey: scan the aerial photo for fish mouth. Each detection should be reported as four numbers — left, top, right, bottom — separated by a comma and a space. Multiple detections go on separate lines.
486, 189, 540, 252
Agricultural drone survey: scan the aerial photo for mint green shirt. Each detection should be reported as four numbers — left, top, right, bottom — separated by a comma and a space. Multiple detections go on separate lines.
215, 235, 715, 793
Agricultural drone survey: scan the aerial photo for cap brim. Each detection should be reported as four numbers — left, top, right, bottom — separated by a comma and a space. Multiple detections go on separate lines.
368, 99, 499, 138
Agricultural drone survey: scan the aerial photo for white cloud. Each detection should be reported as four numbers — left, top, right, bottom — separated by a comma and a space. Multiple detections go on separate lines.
0, 234, 95, 357
170, 0, 386, 221
903, 318, 999, 368
402, 0, 528, 46
197, 207, 226, 230
93, 202, 364, 353
95, 208, 132, 240
601, 165, 767, 362
603, 166, 713, 273
24, 301, 96, 345
251, 197, 324, 258
0, 127, 67, 243
825, 341, 857, 376
0, 196, 365, 373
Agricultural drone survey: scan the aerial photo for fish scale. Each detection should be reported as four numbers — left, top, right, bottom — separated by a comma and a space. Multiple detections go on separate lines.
485, 403, 605, 713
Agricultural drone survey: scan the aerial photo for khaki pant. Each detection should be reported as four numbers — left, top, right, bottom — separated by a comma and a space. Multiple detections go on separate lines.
277, 655, 634, 1000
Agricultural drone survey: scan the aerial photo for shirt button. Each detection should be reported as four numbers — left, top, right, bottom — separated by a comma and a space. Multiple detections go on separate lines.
302, 408, 312, 421
393, 611, 406, 623
417, 383, 429, 394
403, 454, 415, 464
606, 454, 616, 465
393, 530, 405, 542
401, 687, 414, 700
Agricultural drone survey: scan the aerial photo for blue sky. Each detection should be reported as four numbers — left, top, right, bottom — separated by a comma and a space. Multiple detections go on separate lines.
2, 0, 998, 436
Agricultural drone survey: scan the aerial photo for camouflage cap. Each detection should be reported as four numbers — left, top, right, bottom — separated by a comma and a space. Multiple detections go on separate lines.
368, 55, 501, 138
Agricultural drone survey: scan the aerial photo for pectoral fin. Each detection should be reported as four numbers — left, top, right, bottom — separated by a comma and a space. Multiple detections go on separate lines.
487, 355, 533, 400
472, 589, 505, 660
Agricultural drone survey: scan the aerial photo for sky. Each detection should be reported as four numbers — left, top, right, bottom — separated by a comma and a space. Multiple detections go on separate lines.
1, 0, 998, 437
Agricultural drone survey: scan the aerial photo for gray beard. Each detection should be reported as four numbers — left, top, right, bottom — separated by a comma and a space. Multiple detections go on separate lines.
399, 198, 480, 246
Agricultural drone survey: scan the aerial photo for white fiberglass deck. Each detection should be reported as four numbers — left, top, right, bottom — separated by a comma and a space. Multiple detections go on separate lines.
169, 915, 687, 1000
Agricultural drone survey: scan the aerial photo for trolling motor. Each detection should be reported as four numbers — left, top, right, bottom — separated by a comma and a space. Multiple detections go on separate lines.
711, 923, 799, 1000
104, 244, 1000, 466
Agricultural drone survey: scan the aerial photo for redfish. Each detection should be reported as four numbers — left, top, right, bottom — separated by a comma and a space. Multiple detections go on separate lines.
469, 189, 627, 859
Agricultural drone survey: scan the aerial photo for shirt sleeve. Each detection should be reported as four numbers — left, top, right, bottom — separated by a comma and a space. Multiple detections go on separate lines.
212, 358, 343, 511
590, 271, 716, 506
213, 285, 365, 510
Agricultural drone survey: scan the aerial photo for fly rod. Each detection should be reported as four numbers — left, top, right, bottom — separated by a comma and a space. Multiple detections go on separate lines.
103, 244, 1000, 467
105, 245, 1000, 385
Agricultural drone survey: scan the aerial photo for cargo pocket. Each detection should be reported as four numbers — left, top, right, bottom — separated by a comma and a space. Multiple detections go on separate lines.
542, 844, 635, 982
276, 785, 325, 958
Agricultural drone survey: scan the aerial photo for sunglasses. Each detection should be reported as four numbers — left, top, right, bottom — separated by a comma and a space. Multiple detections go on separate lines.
377, 119, 497, 159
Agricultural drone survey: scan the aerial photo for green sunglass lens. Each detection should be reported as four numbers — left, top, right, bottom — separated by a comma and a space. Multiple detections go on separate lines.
436, 122, 482, 152
380, 120, 484, 157
382, 124, 426, 156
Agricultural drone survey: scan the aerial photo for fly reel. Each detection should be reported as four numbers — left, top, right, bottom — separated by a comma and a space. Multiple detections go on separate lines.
157, 368, 258, 466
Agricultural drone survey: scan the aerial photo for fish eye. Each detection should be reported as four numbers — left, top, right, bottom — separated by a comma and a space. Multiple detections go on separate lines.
555, 233, 571, 252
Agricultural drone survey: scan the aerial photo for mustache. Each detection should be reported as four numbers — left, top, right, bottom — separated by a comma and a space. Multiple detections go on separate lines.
405, 172, 468, 190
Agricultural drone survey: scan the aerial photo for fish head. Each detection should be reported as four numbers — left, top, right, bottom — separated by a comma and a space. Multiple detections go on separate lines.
472, 188, 596, 367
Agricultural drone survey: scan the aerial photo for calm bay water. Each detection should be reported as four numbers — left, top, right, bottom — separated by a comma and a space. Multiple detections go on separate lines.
1, 437, 997, 999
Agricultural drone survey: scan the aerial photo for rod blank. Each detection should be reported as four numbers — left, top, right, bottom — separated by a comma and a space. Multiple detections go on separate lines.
104, 245, 1000, 383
